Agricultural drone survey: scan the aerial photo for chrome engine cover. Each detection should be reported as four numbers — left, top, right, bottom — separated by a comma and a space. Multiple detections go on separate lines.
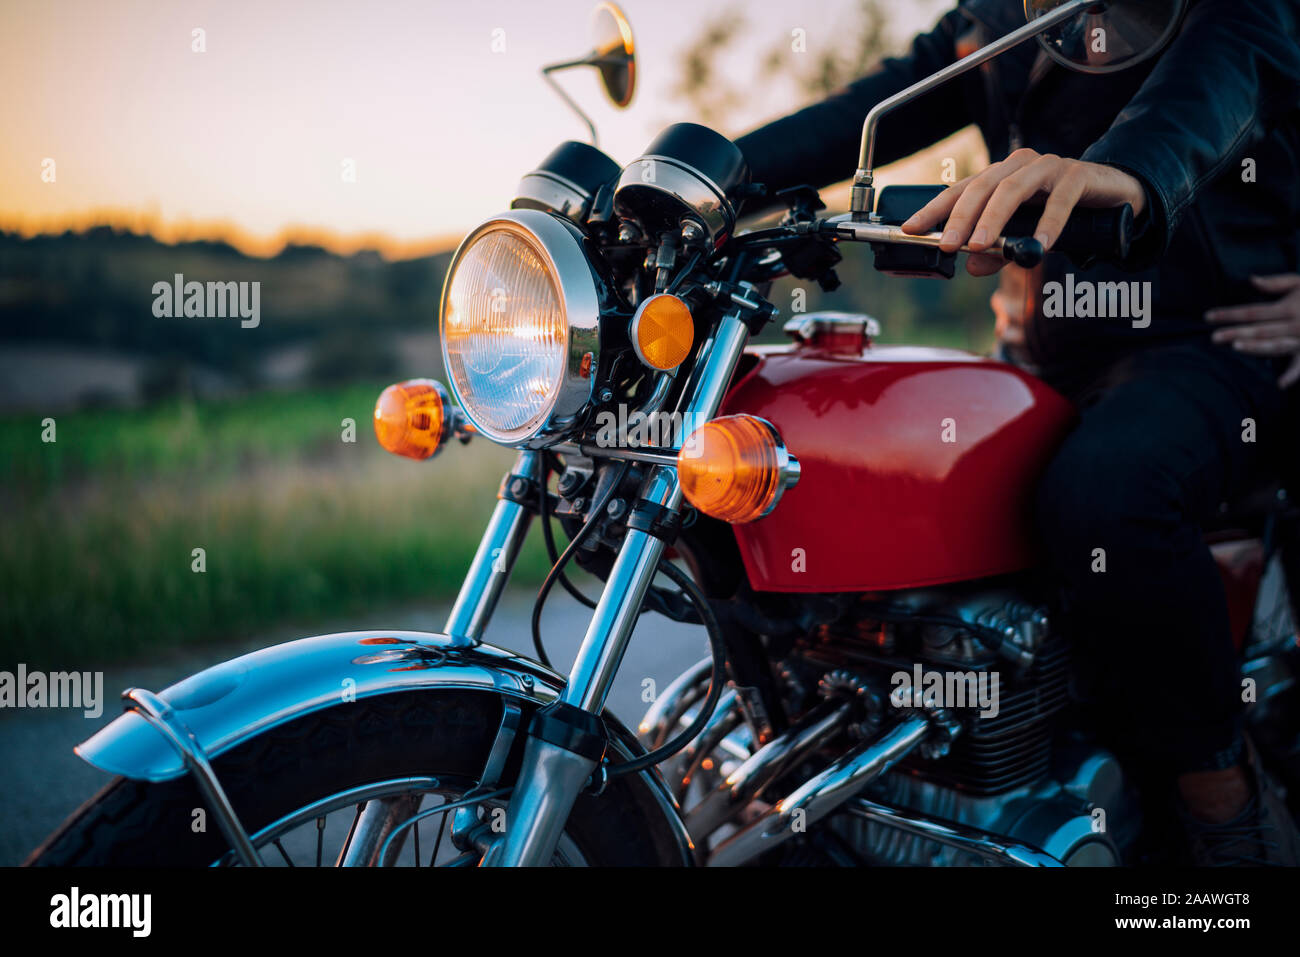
832, 746, 1132, 866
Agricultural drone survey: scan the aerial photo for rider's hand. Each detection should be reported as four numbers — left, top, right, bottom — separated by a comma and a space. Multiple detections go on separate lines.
1206, 274, 1300, 389
900, 148, 1147, 277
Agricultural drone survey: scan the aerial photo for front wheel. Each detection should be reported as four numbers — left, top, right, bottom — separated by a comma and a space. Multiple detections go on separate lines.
27, 690, 678, 867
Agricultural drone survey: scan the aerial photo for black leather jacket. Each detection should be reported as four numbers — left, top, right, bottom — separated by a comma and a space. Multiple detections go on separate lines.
734, 0, 1300, 385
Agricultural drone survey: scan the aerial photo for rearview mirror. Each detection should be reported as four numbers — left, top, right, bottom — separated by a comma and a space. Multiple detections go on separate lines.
541, 3, 637, 145
590, 2, 636, 107
1026, 0, 1188, 74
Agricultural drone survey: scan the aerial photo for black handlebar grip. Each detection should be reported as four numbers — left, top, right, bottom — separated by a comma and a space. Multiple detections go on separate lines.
1002, 202, 1134, 265
1000, 236, 1044, 268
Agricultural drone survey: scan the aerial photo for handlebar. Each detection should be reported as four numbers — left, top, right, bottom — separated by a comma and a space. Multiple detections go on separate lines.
722, 192, 1134, 289
825, 218, 1047, 268
1003, 202, 1134, 265
822, 199, 1133, 271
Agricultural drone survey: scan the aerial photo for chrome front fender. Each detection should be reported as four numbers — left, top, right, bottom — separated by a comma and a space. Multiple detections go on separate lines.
75, 630, 695, 864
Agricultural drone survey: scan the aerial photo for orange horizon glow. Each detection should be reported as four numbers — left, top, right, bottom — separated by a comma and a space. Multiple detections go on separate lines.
0, 208, 465, 261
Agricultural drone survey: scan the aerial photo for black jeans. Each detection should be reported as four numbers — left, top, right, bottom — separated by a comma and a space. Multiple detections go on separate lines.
1032, 341, 1284, 775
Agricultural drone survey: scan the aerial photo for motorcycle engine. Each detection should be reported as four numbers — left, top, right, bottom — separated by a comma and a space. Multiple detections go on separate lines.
782, 586, 1134, 866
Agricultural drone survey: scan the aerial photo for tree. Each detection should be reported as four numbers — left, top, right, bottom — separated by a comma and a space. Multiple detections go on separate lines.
671, 1, 899, 135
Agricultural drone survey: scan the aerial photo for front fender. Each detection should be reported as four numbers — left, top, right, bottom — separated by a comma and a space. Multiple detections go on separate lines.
76, 630, 694, 863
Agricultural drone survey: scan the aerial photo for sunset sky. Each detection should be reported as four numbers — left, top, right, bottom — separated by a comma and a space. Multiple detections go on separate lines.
1, 0, 949, 257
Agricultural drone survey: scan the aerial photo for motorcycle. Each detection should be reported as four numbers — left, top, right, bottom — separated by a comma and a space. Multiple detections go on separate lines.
29, 0, 1300, 867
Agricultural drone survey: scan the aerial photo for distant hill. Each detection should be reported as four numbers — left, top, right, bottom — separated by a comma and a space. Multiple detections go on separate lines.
0, 228, 454, 408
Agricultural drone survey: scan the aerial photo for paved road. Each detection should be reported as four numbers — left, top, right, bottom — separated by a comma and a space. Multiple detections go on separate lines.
0, 592, 708, 865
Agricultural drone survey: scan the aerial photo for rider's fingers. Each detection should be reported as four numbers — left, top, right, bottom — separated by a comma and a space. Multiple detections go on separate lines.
1228, 336, 1300, 356
940, 151, 1040, 252
1030, 163, 1087, 251
1213, 318, 1299, 342
1250, 273, 1300, 294
969, 156, 1060, 251
902, 150, 1038, 244
1206, 301, 1293, 324
900, 178, 970, 234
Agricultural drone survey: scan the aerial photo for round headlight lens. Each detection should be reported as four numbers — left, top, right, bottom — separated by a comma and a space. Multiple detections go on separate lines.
442, 224, 569, 442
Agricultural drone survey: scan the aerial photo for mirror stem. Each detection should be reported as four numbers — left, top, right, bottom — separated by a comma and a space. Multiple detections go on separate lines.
543, 55, 601, 147
850, 0, 1095, 220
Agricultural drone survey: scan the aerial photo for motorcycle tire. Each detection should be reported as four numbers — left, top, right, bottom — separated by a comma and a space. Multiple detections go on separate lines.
26, 690, 679, 866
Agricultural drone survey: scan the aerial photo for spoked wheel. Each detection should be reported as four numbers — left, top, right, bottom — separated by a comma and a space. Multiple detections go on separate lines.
222, 777, 587, 867
28, 690, 678, 867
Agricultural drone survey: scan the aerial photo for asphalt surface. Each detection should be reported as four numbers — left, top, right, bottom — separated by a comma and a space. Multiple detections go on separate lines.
0, 591, 708, 865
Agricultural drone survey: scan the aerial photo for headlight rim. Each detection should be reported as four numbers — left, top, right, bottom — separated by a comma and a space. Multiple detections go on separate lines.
439, 208, 602, 448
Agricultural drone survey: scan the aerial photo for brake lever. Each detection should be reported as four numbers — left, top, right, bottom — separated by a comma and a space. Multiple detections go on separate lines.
823, 217, 1044, 269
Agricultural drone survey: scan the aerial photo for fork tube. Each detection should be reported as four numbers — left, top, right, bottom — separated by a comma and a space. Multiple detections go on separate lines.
444, 451, 540, 647
564, 312, 750, 712
492, 314, 751, 866
560, 470, 677, 710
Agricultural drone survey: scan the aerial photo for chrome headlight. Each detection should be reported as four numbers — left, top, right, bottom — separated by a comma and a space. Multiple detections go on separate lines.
440, 209, 601, 446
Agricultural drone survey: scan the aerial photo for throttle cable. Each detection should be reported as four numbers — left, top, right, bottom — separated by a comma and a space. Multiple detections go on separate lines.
538, 456, 600, 611
531, 461, 632, 669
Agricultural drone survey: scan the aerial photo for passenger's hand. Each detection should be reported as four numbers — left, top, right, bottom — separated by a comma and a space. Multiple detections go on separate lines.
900, 148, 1147, 277
1207, 274, 1300, 389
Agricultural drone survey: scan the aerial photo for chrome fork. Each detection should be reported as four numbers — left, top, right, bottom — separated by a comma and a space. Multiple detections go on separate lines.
482, 312, 752, 866
443, 451, 542, 646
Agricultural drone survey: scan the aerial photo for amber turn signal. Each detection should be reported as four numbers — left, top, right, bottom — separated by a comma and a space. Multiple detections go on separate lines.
677, 414, 799, 524
631, 294, 694, 371
374, 379, 451, 460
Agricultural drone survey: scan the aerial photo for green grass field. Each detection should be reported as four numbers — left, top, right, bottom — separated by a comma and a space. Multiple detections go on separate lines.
0, 384, 551, 669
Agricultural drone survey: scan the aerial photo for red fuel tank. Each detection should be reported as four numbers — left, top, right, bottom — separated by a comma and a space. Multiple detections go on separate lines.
720, 337, 1076, 593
